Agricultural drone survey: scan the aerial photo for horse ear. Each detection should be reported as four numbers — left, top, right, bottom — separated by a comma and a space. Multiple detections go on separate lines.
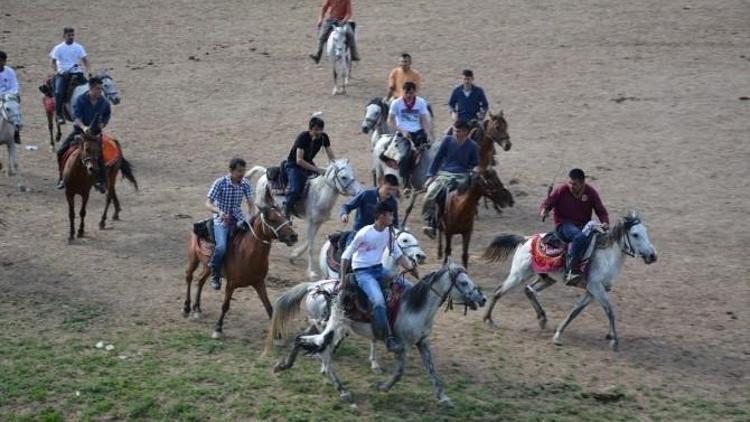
488, 111, 495, 120
498, 110, 504, 118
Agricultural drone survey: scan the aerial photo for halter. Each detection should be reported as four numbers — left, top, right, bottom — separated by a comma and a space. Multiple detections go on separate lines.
425, 267, 479, 308
324, 163, 356, 195
249, 211, 293, 245
620, 219, 641, 257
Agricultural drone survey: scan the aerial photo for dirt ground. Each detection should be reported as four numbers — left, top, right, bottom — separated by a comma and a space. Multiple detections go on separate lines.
1, 0, 748, 416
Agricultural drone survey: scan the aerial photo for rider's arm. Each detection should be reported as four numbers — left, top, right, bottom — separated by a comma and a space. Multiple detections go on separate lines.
49, 58, 58, 76
317, 0, 330, 26
342, 0, 352, 22
428, 139, 447, 177
81, 56, 90, 75
540, 185, 561, 217
205, 199, 221, 215
8, 69, 19, 95
72, 96, 86, 131
99, 102, 111, 131
339, 190, 364, 221
386, 69, 397, 99
339, 259, 350, 287
478, 88, 489, 116
296, 148, 323, 174
397, 255, 414, 271
340, 230, 363, 286
448, 88, 459, 121
590, 188, 610, 226
324, 146, 336, 162
419, 111, 430, 137
468, 143, 479, 171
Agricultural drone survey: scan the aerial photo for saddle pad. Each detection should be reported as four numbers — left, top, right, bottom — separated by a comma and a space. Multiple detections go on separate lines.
101, 134, 122, 167
342, 277, 404, 331
196, 237, 215, 258
530, 234, 565, 273
42, 96, 55, 113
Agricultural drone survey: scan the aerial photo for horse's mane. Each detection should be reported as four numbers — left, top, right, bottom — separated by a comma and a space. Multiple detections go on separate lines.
597, 211, 641, 248
403, 269, 448, 312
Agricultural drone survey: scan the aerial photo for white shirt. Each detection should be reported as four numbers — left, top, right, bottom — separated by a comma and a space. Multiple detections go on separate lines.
50, 42, 87, 74
388, 96, 429, 133
342, 224, 402, 270
0, 66, 19, 95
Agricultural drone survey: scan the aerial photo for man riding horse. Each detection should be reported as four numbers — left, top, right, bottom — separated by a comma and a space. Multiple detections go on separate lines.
49, 27, 89, 126
448, 69, 489, 125
0, 50, 21, 144
540, 168, 610, 282
56, 76, 110, 193
339, 202, 415, 354
205, 157, 256, 291
283, 116, 337, 218
421, 119, 479, 240
339, 173, 400, 248
309, 0, 360, 64
387, 81, 431, 190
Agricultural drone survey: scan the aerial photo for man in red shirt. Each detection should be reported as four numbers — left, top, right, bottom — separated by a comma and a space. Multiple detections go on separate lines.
540, 168, 610, 282
309, 0, 360, 64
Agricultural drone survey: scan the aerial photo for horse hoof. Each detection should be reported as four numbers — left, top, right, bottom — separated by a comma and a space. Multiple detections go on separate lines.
538, 317, 547, 330
113, 215, 120, 221
191, 312, 203, 320
610, 340, 619, 352
18, 185, 27, 192
273, 362, 288, 373
553, 335, 563, 346
371, 366, 384, 375
439, 397, 455, 408
484, 318, 498, 329
211, 331, 222, 339
67, 237, 74, 244
339, 391, 353, 402
99, 222, 106, 230
605, 333, 614, 340
273, 338, 286, 348
374, 383, 389, 392
77, 232, 85, 238
182, 310, 190, 318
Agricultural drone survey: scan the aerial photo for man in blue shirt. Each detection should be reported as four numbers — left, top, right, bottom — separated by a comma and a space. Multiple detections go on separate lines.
448, 69, 489, 124
421, 119, 479, 239
339, 173, 400, 247
56, 76, 111, 193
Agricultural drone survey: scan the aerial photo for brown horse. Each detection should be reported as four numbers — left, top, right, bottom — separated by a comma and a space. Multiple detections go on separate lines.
437, 169, 514, 268
183, 192, 299, 339
475, 111, 511, 170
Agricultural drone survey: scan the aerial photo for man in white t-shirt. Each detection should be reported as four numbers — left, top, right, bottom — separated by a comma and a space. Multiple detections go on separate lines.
340, 202, 415, 353
0, 50, 21, 144
387, 81, 431, 188
49, 27, 89, 125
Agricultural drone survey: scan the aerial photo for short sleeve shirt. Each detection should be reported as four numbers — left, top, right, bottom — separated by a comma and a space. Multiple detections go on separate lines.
388, 96, 429, 133
287, 131, 331, 165
50, 42, 87, 74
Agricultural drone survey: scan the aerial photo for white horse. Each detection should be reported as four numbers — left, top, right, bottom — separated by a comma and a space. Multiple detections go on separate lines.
481, 211, 657, 351
372, 134, 442, 190
268, 259, 486, 407
245, 159, 363, 279
326, 24, 352, 95
360, 97, 392, 148
0, 94, 25, 191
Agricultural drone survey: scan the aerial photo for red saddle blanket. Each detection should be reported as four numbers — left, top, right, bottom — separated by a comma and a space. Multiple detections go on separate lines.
530, 233, 566, 273
59, 134, 122, 169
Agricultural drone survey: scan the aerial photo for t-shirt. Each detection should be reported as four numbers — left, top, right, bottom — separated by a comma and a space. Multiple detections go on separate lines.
0, 66, 19, 95
50, 42, 87, 74
342, 224, 402, 269
428, 136, 479, 177
287, 131, 331, 166
388, 96, 429, 133
388, 67, 423, 98
323, 0, 352, 20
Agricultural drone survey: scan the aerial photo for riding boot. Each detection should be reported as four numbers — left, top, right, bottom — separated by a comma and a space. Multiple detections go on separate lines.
385, 324, 404, 353
95, 168, 106, 194
348, 33, 360, 61
564, 255, 582, 284
210, 268, 222, 291
309, 41, 324, 64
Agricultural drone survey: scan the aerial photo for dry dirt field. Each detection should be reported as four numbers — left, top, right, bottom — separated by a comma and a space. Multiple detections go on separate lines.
1, 0, 748, 420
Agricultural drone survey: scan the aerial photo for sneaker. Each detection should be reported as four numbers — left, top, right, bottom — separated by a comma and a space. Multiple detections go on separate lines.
56, 116, 66, 125
422, 226, 436, 240
210, 273, 221, 291
565, 270, 582, 285
94, 182, 106, 194
386, 336, 404, 353
56, 179, 65, 189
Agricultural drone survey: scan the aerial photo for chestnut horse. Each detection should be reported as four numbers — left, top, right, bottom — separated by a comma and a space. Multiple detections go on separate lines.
475, 111, 511, 170
99, 138, 138, 230
183, 192, 299, 339
437, 169, 514, 268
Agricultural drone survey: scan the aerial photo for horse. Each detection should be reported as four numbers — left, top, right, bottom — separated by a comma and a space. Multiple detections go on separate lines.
326, 23, 352, 95
62, 131, 102, 242
245, 159, 363, 279
42, 71, 120, 150
481, 211, 657, 351
475, 111, 511, 170
268, 259, 486, 407
0, 94, 25, 191
436, 170, 515, 268
183, 191, 299, 339
360, 96, 392, 148
98, 137, 138, 230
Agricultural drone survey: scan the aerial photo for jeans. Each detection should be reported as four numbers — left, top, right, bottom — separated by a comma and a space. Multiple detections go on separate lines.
556, 222, 589, 261
354, 264, 388, 338
54, 73, 82, 118
284, 162, 306, 216
209, 218, 232, 272
398, 130, 428, 186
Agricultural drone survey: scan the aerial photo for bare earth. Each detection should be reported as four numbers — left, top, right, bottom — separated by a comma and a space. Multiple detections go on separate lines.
1, 0, 748, 418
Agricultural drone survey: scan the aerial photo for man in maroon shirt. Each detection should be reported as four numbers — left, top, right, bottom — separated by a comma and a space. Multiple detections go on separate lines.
540, 168, 610, 282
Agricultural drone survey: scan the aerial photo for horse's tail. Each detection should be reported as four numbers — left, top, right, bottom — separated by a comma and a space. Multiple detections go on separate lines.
118, 158, 138, 190
245, 166, 267, 183
264, 281, 313, 354
483, 234, 526, 263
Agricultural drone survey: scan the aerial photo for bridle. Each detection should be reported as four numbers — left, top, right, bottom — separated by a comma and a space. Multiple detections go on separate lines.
0, 96, 21, 126
324, 163, 357, 195
249, 210, 293, 245
620, 219, 641, 258
484, 118, 510, 146
424, 267, 480, 310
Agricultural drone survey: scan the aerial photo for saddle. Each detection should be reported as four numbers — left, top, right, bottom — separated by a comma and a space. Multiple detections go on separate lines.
529, 228, 599, 275
266, 162, 288, 196
58, 134, 122, 170
340, 273, 405, 330
192, 217, 249, 257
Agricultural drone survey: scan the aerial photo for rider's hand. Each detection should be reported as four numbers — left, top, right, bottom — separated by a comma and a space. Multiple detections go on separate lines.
83, 126, 91, 135
340, 214, 349, 224
601, 223, 609, 231
317, 167, 326, 175
540, 209, 550, 219
316, 19, 322, 28
425, 176, 434, 187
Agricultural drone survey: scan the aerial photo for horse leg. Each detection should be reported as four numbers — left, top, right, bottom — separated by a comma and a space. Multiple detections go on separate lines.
304, 220, 320, 279
416, 339, 454, 407
184, 254, 200, 317
55, 120, 62, 144
100, 187, 112, 230
553, 291, 593, 346
589, 281, 619, 351
331, 66, 338, 95
111, 179, 122, 220
369, 341, 383, 374
273, 324, 319, 373
461, 232, 471, 269
77, 192, 89, 238
524, 274, 557, 330
437, 229, 443, 260
253, 281, 274, 319
66, 193, 76, 242
484, 266, 533, 327
320, 347, 353, 404
47, 112, 55, 151
443, 233, 453, 265
193, 266, 210, 318
375, 350, 406, 392
213, 286, 235, 339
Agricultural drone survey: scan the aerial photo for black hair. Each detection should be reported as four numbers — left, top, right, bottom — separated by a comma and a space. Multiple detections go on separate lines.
229, 157, 247, 170
0, 51, 6, 61
462, 69, 474, 78
402, 81, 416, 93
63, 27, 75, 34
88, 76, 103, 86
453, 119, 470, 131
401, 53, 411, 60
374, 201, 394, 217
569, 168, 586, 181
383, 174, 399, 187
309, 116, 325, 129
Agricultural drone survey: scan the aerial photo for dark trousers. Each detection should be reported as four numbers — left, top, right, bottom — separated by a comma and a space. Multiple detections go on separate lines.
398, 129, 428, 187
557, 222, 590, 263
284, 162, 306, 216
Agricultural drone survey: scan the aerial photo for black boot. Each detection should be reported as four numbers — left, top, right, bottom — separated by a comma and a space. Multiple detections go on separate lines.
309, 42, 324, 64
385, 325, 404, 353
564, 255, 582, 284
210, 269, 222, 291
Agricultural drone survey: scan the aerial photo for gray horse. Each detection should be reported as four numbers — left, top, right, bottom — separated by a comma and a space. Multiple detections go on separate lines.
0, 94, 25, 191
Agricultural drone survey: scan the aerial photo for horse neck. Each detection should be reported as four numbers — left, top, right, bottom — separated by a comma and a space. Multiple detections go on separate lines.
238, 218, 274, 254
449, 181, 483, 223
399, 272, 452, 332
478, 130, 495, 169
590, 232, 627, 277
310, 169, 340, 211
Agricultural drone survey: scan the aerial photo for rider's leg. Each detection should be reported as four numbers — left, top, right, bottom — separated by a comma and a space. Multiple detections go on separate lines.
94, 141, 106, 193
355, 266, 404, 351
56, 131, 79, 188
421, 180, 442, 239
209, 219, 230, 290
53, 74, 66, 123
310, 19, 335, 63
557, 223, 585, 281
284, 164, 303, 218
346, 25, 360, 61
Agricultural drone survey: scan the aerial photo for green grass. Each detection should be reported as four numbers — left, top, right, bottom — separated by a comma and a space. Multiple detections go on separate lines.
1, 301, 748, 421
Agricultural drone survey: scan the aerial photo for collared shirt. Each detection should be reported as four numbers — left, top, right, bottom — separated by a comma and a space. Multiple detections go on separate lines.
540, 183, 610, 228
73, 93, 111, 131
339, 188, 399, 230
207, 175, 254, 224
428, 136, 479, 177
0, 66, 19, 95
448, 84, 488, 122
49, 42, 87, 74
387, 67, 423, 98
342, 224, 402, 270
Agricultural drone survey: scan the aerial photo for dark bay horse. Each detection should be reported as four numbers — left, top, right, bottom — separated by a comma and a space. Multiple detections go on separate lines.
437, 169, 514, 268
183, 193, 298, 339
475, 111, 511, 170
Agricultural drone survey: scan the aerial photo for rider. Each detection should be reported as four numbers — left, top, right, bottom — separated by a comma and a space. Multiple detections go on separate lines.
0, 50, 21, 144
540, 168, 610, 283
448, 69, 489, 124
205, 157, 255, 291
387, 81, 430, 189
284, 116, 336, 218
49, 27, 89, 125
309, 0, 360, 64
421, 119, 479, 239
386, 53, 423, 101
340, 202, 414, 353
56, 76, 110, 193
339, 173, 400, 248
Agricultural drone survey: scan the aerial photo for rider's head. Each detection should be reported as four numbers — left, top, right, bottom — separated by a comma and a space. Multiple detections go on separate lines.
63, 27, 75, 44
379, 174, 400, 199
462, 69, 474, 89
402, 82, 417, 101
88, 77, 103, 100
309, 116, 325, 139
399, 53, 412, 71
453, 119, 471, 142
0, 51, 6, 70
568, 168, 586, 196
374, 201, 395, 227
229, 157, 247, 182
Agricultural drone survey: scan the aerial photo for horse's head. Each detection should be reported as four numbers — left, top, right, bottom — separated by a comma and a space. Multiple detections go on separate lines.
485, 111, 511, 151
476, 169, 514, 209
361, 97, 387, 134
330, 24, 348, 57
96, 72, 120, 105
383, 136, 412, 163
620, 211, 657, 264
444, 258, 486, 310
0, 94, 22, 128
395, 229, 427, 265
258, 199, 298, 246
327, 159, 362, 196
79, 133, 102, 176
